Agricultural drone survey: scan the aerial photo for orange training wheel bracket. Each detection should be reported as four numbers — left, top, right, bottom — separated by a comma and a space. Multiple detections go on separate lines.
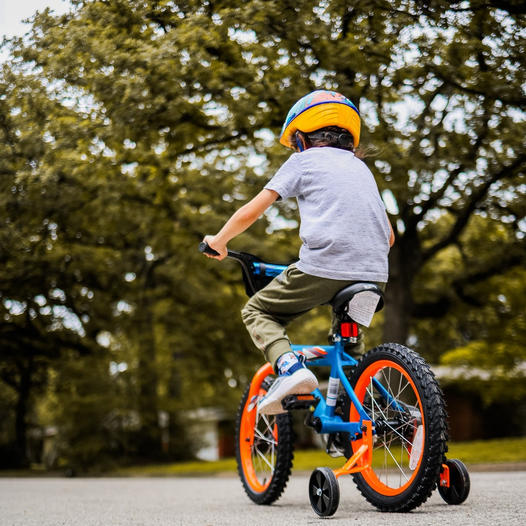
440, 463, 451, 488
333, 420, 373, 479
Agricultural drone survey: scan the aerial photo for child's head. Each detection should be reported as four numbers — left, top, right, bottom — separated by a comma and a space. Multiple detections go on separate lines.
279, 90, 360, 152
296, 126, 354, 152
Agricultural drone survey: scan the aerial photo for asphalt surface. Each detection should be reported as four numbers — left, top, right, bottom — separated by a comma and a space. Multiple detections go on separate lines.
1, 471, 525, 526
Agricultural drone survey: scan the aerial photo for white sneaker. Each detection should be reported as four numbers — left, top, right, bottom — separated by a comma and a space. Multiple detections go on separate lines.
258, 367, 319, 415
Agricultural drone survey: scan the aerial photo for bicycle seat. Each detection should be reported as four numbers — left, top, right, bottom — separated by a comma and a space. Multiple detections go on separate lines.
330, 282, 384, 317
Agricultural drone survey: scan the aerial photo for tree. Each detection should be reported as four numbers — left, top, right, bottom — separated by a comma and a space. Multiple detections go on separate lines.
0, 69, 106, 465
378, 2, 526, 343
1, 0, 525, 466
2, 0, 272, 463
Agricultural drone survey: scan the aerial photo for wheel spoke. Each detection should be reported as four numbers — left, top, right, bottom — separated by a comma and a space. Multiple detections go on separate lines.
251, 412, 279, 482
387, 381, 410, 410
254, 427, 277, 446
397, 368, 403, 404
382, 441, 411, 482
370, 389, 389, 421
382, 419, 415, 448
255, 446, 275, 472
380, 367, 411, 412
253, 446, 263, 472
369, 377, 375, 423
260, 413, 275, 436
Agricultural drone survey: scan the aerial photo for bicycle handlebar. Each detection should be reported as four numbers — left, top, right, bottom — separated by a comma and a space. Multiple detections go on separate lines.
198, 241, 243, 260
198, 241, 221, 257
198, 241, 289, 297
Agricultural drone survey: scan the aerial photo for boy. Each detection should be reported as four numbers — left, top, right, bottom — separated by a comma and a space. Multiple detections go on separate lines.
203, 90, 394, 414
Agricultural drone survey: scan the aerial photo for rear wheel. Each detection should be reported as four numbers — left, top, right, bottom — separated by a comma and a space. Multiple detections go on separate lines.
348, 343, 448, 512
235, 377, 294, 504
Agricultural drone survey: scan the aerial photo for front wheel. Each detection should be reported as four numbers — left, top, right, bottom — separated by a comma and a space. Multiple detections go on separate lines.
235, 377, 294, 504
348, 343, 448, 512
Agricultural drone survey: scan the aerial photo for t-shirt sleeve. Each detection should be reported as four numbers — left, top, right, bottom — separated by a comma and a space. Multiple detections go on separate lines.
264, 153, 303, 200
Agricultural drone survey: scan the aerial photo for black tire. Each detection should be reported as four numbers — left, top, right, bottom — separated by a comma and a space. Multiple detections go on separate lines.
235, 377, 294, 505
438, 459, 470, 505
309, 467, 340, 517
347, 343, 448, 512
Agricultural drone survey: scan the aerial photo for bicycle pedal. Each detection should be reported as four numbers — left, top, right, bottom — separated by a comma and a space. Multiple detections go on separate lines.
282, 394, 319, 410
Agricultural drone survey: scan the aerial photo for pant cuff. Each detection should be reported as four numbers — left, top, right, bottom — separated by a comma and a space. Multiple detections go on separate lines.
265, 339, 292, 371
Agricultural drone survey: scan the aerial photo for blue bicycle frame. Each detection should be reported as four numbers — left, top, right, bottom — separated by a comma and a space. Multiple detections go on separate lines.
252, 261, 399, 438
200, 243, 465, 512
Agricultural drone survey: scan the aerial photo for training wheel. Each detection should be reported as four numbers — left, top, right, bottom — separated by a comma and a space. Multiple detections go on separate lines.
438, 458, 470, 505
309, 467, 340, 517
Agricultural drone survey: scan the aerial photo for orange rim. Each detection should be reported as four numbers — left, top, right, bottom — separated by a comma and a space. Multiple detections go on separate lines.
239, 363, 277, 493
350, 359, 426, 496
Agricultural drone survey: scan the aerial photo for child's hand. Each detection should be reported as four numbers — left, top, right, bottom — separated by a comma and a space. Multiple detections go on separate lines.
202, 235, 228, 260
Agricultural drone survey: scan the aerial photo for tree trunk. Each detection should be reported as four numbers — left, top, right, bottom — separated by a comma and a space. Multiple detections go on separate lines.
383, 233, 421, 345
135, 287, 161, 459
14, 362, 32, 468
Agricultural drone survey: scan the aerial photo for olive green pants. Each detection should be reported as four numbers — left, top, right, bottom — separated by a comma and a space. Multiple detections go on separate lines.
241, 264, 384, 369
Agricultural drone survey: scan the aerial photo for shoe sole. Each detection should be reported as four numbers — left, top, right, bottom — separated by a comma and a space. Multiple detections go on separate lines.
258, 369, 318, 415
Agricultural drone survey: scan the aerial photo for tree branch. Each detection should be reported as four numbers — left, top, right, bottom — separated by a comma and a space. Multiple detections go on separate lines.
431, 66, 526, 106
422, 153, 526, 262
413, 241, 526, 318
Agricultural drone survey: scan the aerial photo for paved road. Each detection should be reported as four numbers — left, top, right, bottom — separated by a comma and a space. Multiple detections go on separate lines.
1, 471, 525, 526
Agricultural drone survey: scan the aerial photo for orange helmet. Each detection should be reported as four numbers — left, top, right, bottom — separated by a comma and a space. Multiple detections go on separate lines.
279, 90, 361, 149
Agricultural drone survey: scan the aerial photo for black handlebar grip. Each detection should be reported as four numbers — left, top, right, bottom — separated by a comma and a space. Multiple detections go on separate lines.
198, 241, 220, 257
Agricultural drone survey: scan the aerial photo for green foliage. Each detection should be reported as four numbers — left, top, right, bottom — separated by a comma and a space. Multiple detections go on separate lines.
50, 354, 121, 471
0, 0, 524, 468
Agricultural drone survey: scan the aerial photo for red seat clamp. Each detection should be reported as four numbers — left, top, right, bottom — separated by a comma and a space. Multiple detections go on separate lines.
341, 322, 358, 338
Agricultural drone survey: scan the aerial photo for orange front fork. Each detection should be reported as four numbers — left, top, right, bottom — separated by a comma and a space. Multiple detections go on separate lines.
333, 420, 374, 478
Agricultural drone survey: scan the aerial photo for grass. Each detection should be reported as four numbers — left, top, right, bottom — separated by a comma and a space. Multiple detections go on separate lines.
447, 437, 526, 465
115, 457, 239, 477
112, 436, 526, 477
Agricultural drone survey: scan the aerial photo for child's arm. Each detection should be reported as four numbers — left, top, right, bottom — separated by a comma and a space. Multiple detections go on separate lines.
388, 216, 395, 247
203, 189, 279, 260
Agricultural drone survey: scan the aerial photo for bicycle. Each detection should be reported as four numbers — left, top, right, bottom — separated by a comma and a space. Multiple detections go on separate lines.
199, 242, 470, 516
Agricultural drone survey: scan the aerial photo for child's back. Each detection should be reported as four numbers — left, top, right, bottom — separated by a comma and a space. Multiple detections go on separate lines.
265, 146, 390, 282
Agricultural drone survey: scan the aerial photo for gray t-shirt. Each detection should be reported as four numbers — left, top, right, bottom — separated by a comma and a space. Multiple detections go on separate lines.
265, 147, 390, 282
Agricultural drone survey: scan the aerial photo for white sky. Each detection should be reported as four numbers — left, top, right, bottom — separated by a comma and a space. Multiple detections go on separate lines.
0, 0, 70, 38
0, 0, 71, 61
